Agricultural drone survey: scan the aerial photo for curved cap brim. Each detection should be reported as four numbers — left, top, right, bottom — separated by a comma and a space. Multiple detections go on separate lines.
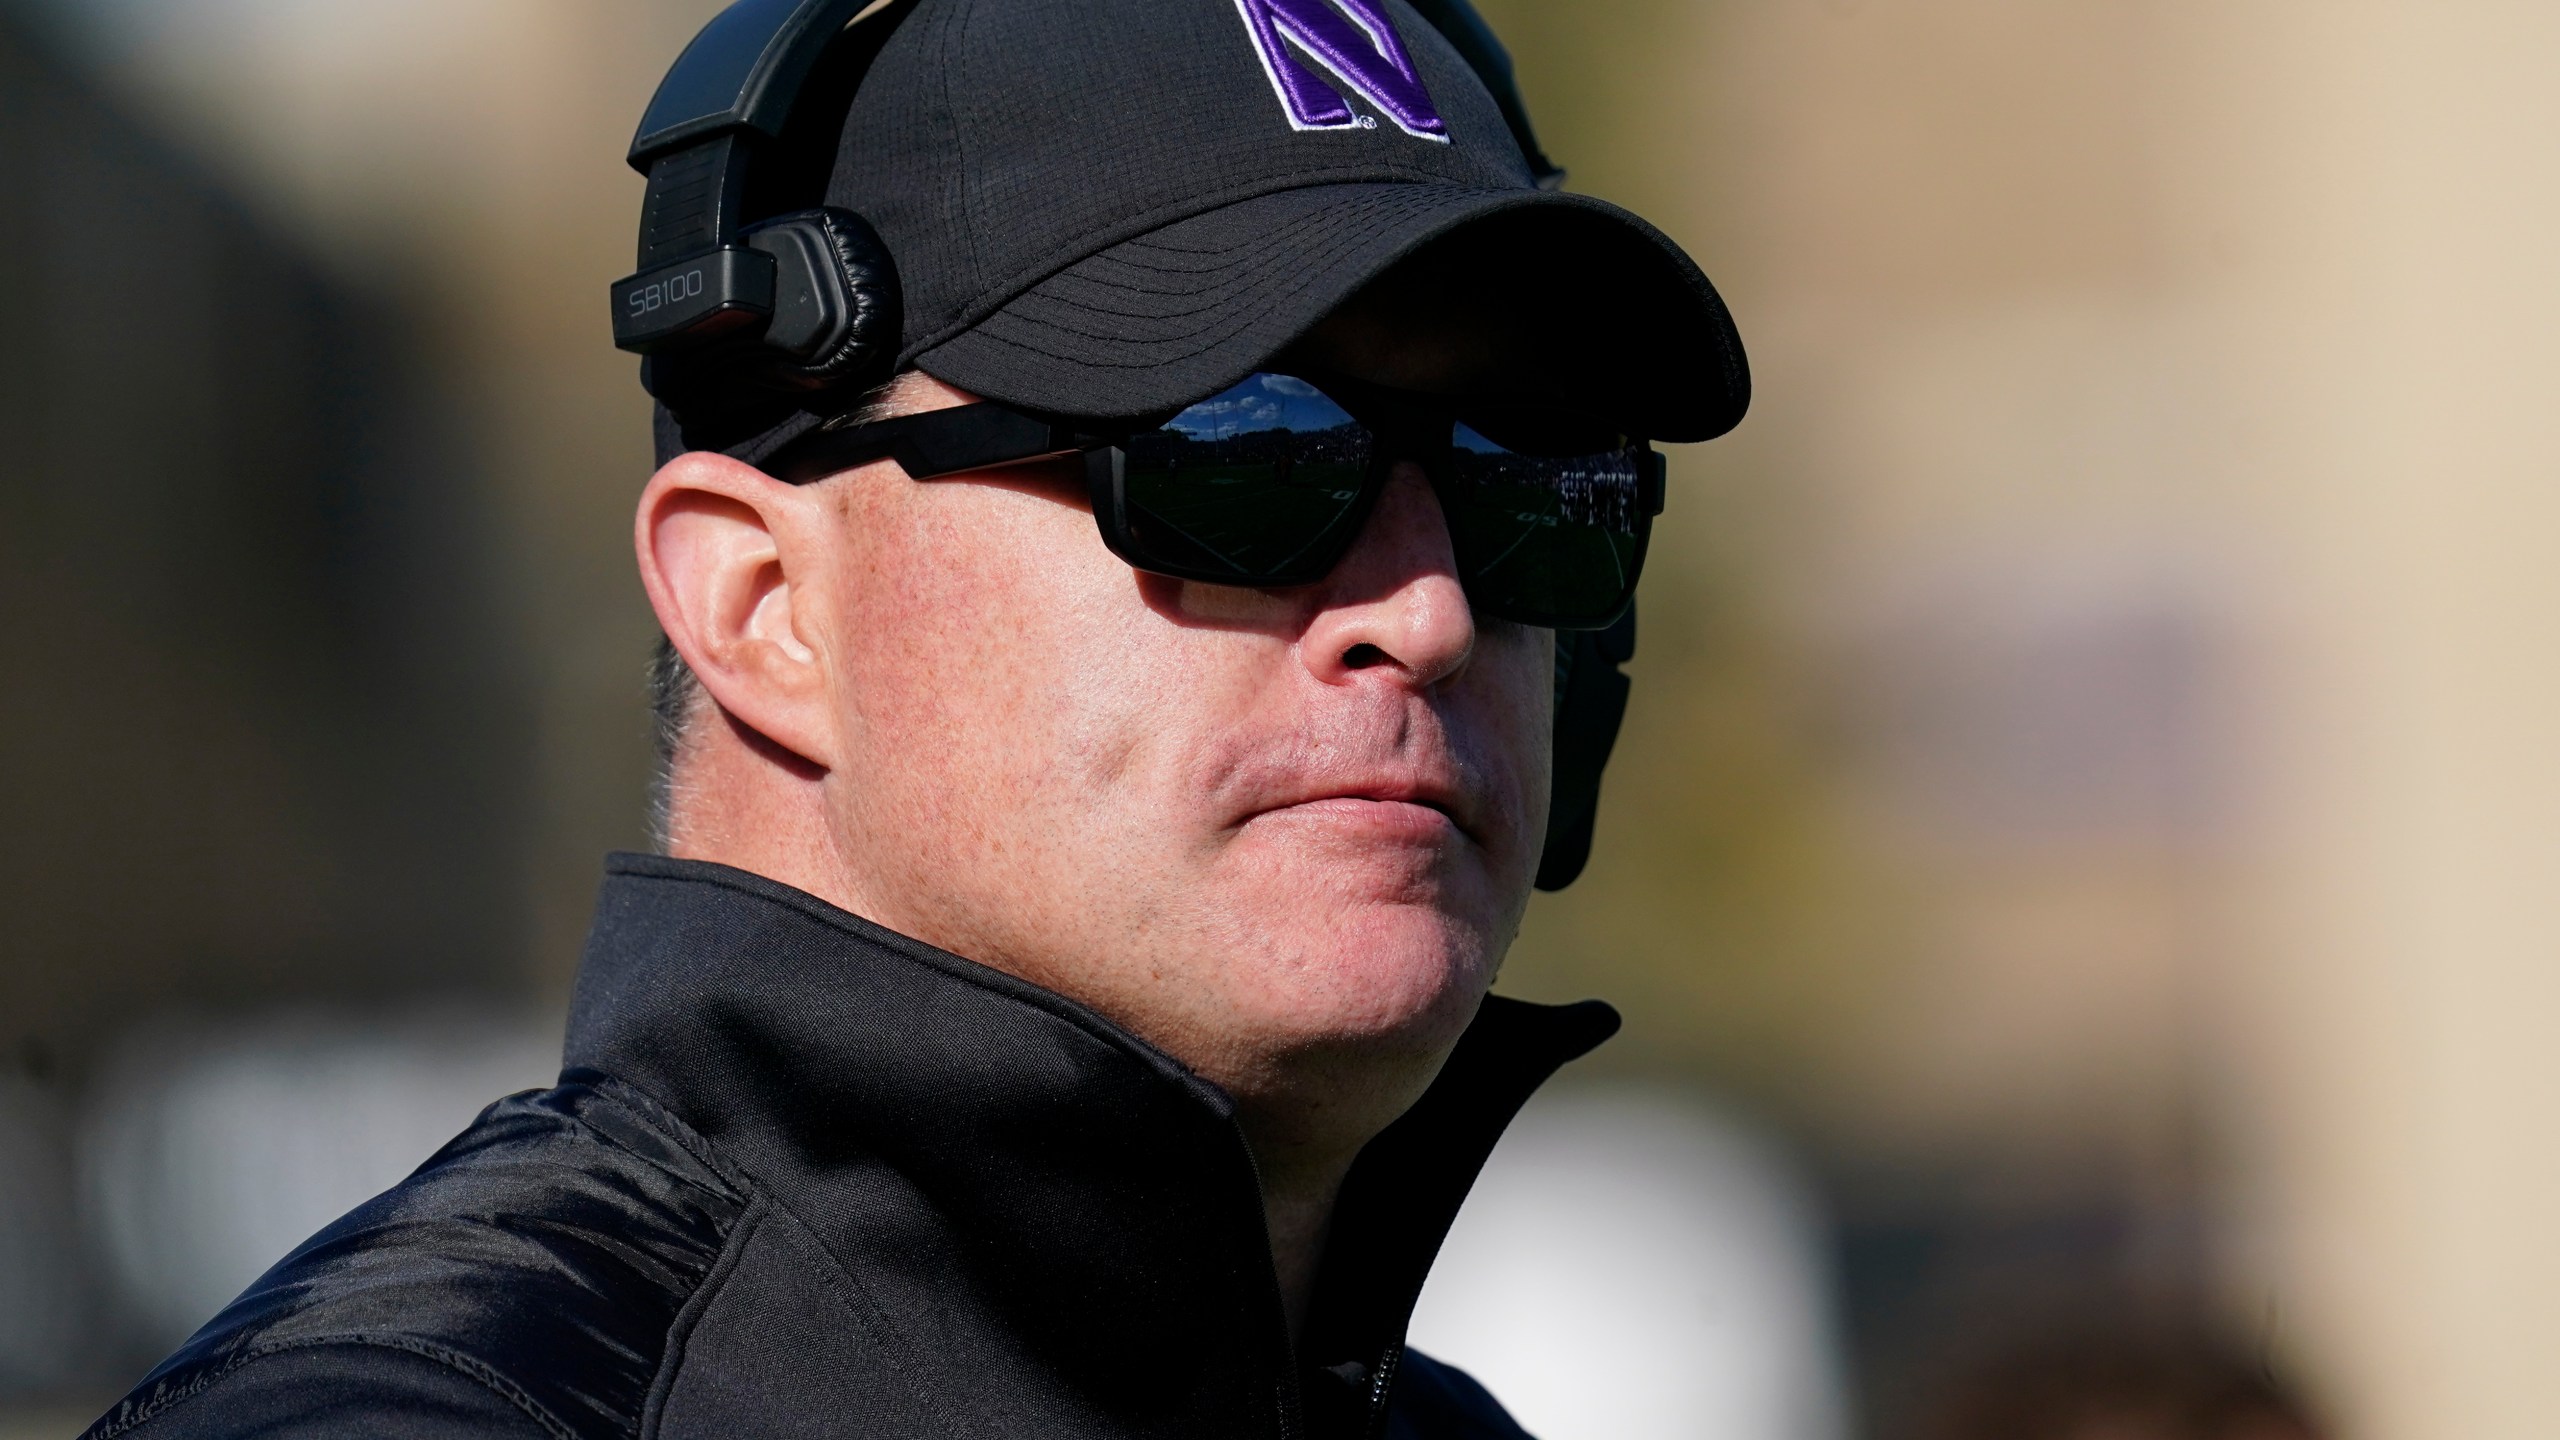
913, 183, 1748, 444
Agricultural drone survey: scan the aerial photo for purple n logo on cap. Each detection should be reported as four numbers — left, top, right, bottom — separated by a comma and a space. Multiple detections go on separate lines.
1233, 0, 1448, 142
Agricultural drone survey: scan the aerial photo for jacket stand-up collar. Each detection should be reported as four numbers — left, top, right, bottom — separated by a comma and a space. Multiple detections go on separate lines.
566, 853, 1617, 1439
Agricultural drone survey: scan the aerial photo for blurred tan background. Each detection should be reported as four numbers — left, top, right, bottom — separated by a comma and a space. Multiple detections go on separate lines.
6, 1, 2558, 1436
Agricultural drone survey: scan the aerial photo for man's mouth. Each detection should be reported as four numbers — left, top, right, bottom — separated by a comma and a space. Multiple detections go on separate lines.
1247, 776, 1476, 845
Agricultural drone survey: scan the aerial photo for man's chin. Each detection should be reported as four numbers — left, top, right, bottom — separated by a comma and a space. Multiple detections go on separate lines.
1213, 901, 1504, 1055
1227, 808, 1522, 911
1129, 829, 1531, 1064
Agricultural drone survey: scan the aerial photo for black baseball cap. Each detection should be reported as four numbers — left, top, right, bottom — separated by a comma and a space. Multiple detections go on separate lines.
664, 0, 1746, 465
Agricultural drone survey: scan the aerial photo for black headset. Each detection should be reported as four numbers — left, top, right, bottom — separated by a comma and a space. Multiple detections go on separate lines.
615, 0, 1634, 891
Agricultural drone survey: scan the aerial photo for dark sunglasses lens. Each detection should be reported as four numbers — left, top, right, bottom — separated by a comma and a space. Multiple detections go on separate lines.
1108, 375, 1372, 585
1442, 423, 1650, 628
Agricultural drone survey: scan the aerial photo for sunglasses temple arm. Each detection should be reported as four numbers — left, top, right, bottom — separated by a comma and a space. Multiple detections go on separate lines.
783, 404, 1090, 481
892, 406, 1089, 477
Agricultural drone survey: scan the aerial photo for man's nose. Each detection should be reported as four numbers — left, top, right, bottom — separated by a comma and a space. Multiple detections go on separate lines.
1298, 461, 1476, 689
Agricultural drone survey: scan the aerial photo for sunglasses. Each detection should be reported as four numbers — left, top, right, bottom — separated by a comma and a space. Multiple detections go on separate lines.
770, 371, 1664, 630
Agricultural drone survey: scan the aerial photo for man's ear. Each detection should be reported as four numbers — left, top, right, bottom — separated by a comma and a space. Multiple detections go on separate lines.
634, 451, 840, 770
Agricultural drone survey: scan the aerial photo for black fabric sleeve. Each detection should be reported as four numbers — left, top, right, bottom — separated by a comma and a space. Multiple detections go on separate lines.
86, 1344, 562, 1440
1384, 1349, 1537, 1440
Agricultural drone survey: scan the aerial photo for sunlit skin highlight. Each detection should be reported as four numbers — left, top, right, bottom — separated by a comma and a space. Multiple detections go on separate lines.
636, 355, 1554, 1338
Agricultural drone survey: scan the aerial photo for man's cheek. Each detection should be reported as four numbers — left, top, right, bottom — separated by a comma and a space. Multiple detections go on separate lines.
1462, 641, 1555, 841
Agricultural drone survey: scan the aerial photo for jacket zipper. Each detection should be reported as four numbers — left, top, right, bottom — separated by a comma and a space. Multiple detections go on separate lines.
1362, 1343, 1404, 1440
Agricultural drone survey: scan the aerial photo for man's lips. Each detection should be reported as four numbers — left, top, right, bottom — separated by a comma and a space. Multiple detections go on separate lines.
1242, 778, 1477, 844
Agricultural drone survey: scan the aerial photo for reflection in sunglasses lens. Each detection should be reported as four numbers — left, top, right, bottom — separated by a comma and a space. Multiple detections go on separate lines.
1099, 379, 1649, 627
1444, 423, 1647, 627
1114, 375, 1373, 584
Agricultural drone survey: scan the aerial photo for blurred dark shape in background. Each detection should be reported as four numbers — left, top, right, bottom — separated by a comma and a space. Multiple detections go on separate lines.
1837, 1174, 2213, 1440
0, 5, 531, 1403
1906, 1325, 2323, 1440
0, 6, 529, 1060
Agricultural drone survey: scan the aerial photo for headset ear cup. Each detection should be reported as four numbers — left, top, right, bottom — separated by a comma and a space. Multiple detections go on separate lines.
1535, 606, 1637, 892
741, 207, 902, 391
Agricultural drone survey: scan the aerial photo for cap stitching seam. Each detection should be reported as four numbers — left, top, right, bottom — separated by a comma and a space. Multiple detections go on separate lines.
1027, 204, 1426, 297
952, 302, 1291, 370
990, 218, 1417, 332
954, 193, 1519, 355
898, 176, 1517, 362
1060, 193, 1441, 278
942, 0, 985, 300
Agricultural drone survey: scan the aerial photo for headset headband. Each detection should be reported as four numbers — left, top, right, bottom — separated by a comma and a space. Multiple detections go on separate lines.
613, 0, 914, 358
630, 0, 879, 165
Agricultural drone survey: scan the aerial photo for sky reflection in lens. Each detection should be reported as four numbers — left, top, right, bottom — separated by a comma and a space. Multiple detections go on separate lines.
1167, 373, 1354, 441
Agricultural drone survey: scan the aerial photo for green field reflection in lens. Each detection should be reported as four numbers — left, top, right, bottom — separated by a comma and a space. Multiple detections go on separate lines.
1116, 374, 1372, 585
1443, 422, 1645, 627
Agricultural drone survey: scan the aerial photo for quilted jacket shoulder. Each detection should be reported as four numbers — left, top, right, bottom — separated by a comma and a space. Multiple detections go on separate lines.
85, 1075, 744, 1440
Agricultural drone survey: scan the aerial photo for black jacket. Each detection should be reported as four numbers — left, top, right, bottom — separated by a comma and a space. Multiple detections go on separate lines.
85, 855, 1617, 1439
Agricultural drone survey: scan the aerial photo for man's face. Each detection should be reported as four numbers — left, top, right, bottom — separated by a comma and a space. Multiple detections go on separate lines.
796, 369, 1553, 1115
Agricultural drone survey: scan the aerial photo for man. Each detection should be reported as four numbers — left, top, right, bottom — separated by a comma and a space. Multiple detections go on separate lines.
86, 0, 1743, 1435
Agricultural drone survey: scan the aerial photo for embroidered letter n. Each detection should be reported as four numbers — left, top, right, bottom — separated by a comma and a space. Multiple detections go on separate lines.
1233, 0, 1448, 142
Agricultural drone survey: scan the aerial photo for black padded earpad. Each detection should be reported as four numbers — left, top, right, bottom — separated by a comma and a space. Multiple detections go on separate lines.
741, 207, 902, 391
1535, 606, 1636, 891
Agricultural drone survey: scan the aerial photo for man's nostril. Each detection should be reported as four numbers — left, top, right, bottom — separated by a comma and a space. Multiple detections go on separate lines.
1341, 643, 1390, 670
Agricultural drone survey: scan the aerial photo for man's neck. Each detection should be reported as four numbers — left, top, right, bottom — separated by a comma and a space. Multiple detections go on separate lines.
1246, 1136, 1357, 1343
